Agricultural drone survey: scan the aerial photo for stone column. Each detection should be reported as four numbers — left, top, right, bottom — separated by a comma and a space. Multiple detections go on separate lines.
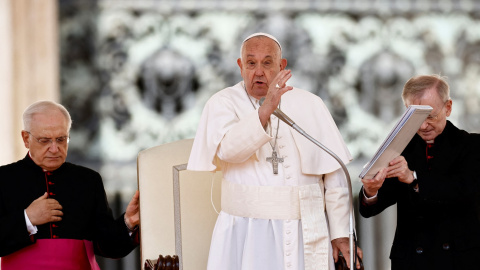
0, 0, 59, 164
0, 0, 14, 166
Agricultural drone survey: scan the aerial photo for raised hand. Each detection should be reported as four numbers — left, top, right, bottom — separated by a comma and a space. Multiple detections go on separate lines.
258, 69, 293, 126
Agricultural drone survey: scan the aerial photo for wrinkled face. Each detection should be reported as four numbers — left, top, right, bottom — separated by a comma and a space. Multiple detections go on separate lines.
22, 110, 69, 171
405, 87, 452, 142
237, 37, 286, 99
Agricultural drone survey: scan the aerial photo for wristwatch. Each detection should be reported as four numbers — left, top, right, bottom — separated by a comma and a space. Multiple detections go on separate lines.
409, 171, 418, 191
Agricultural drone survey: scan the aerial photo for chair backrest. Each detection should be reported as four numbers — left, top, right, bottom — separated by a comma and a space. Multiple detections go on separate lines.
137, 138, 222, 270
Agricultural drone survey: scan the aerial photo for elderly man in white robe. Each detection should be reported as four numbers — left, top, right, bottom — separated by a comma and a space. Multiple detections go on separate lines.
188, 32, 362, 270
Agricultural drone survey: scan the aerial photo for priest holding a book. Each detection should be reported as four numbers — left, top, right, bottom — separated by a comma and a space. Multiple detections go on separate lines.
359, 74, 480, 270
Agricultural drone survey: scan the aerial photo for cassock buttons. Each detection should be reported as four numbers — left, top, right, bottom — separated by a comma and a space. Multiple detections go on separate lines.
53, 235, 59, 239
416, 247, 423, 254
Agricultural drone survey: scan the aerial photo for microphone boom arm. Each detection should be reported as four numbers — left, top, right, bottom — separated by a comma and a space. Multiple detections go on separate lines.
272, 109, 356, 270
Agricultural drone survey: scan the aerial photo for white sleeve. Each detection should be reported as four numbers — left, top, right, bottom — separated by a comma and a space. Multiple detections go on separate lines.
217, 109, 271, 163
324, 168, 350, 240
362, 188, 378, 204
188, 92, 270, 171
24, 210, 38, 235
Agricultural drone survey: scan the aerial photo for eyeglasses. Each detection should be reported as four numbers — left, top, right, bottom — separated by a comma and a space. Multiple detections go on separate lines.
425, 101, 448, 124
26, 131, 70, 146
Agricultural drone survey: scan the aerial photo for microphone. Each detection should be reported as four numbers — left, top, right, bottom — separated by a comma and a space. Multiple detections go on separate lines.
259, 97, 296, 127
261, 96, 357, 270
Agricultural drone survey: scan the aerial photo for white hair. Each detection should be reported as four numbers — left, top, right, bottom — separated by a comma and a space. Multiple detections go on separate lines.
23, 100, 72, 132
239, 32, 283, 58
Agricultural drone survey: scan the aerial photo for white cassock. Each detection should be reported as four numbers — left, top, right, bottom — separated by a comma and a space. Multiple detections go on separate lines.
188, 81, 352, 270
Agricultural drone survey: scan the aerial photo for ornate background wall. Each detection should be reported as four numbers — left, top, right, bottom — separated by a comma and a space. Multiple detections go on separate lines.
58, 0, 480, 269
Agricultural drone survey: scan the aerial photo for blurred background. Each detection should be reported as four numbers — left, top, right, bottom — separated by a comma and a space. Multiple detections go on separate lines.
2, 0, 480, 269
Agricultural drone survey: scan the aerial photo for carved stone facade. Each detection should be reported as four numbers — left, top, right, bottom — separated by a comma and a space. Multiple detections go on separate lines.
59, 1, 480, 269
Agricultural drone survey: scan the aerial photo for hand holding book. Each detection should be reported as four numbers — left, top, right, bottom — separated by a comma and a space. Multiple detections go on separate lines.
359, 105, 432, 180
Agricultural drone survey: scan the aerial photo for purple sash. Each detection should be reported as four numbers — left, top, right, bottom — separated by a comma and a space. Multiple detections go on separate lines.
1, 239, 100, 270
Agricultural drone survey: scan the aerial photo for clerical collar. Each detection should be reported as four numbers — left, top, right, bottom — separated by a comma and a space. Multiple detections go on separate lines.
27, 151, 55, 172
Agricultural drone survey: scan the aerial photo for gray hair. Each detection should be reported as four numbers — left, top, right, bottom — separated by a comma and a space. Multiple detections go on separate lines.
23, 100, 72, 132
402, 74, 451, 104
239, 32, 283, 58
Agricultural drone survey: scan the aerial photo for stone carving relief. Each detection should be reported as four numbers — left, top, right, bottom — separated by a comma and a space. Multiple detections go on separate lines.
59, 0, 480, 192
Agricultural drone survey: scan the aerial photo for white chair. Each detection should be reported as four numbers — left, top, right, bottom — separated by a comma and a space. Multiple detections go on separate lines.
137, 138, 222, 270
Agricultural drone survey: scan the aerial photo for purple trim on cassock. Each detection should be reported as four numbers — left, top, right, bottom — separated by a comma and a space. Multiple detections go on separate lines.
1, 239, 100, 270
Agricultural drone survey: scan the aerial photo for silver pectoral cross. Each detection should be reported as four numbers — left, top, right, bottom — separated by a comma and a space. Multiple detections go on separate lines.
266, 150, 284, 174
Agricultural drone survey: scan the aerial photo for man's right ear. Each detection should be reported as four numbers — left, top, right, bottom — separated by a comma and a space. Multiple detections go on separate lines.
21, 130, 30, 149
237, 58, 242, 69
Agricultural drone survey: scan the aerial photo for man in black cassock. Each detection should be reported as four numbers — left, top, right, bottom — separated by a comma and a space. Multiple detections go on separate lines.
359, 74, 480, 270
0, 100, 140, 269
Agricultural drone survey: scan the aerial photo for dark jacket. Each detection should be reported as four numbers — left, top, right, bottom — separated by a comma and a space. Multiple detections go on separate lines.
0, 154, 138, 258
359, 121, 480, 270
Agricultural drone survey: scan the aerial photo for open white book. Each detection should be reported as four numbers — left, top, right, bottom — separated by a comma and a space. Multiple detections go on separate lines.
359, 105, 433, 179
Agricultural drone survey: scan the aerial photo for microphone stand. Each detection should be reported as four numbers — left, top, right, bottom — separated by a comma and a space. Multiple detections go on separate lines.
273, 109, 356, 270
